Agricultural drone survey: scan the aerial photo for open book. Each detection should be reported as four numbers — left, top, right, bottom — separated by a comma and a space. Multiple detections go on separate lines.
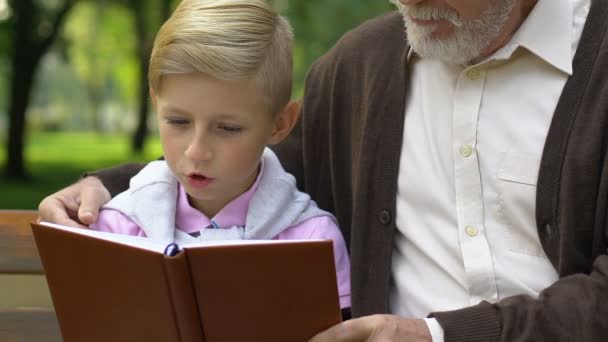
31, 222, 342, 342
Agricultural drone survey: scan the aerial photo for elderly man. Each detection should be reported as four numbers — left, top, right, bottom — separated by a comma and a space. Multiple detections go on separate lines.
40, 0, 607, 341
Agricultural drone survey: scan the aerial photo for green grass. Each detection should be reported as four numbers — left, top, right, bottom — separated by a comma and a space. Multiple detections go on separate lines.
0, 132, 163, 209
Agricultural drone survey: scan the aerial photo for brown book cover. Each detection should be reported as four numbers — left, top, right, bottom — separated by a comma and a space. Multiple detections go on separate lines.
31, 222, 341, 342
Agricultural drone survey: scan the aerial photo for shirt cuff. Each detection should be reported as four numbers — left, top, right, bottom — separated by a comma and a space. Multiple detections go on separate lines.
423, 317, 445, 342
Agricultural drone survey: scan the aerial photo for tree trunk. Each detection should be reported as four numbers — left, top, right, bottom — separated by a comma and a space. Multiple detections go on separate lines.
5, 1, 35, 179
131, 0, 172, 153
6, 66, 36, 179
130, 0, 149, 153
131, 54, 149, 153
4, 0, 74, 179
89, 87, 104, 132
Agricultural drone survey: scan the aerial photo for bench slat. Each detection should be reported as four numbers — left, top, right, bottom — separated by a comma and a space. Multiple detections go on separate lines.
0, 210, 44, 274
0, 308, 62, 342
0, 210, 62, 340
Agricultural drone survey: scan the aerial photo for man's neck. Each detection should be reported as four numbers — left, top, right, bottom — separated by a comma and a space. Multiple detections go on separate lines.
479, 0, 539, 57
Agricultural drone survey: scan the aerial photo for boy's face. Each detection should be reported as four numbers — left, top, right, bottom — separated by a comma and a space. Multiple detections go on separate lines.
152, 73, 287, 217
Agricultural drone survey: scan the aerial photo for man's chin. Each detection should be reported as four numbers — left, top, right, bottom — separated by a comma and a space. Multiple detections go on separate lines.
406, 27, 482, 65
408, 41, 476, 65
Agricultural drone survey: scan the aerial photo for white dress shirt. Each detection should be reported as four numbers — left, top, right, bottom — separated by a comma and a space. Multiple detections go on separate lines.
388, 0, 590, 340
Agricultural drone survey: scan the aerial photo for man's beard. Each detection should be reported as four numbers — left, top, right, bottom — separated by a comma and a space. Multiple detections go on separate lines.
390, 0, 517, 65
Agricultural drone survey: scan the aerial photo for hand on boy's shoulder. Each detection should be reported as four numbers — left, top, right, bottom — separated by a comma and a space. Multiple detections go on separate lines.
38, 176, 111, 228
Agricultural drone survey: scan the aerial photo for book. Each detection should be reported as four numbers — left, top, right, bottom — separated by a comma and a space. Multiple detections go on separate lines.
31, 222, 342, 342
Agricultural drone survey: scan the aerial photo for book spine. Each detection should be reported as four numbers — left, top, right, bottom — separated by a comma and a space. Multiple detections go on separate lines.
163, 252, 206, 342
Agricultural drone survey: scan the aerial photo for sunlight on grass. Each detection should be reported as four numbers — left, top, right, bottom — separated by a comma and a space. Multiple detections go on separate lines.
0, 132, 163, 209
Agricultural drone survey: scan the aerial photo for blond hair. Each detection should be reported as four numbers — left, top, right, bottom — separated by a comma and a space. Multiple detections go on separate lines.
149, 0, 293, 114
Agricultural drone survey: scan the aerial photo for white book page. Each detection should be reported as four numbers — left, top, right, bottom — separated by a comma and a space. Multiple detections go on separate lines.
181, 238, 326, 249
38, 221, 166, 253
38, 221, 326, 253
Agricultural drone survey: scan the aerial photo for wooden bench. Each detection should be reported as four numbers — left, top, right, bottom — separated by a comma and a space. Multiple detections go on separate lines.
0, 210, 62, 341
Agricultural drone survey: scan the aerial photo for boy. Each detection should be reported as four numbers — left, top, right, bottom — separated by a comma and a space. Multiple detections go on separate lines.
90, 0, 350, 311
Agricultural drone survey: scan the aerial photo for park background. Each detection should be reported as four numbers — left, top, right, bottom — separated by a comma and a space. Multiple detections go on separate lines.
0, 0, 395, 209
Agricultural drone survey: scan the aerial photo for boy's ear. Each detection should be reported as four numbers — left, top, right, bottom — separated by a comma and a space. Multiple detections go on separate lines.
269, 100, 300, 145
149, 87, 157, 106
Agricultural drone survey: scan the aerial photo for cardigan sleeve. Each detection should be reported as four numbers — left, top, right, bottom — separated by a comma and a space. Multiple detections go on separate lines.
431, 253, 608, 342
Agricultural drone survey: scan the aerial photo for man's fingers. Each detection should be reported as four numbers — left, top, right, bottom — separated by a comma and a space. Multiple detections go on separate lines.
38, 196, 88, 228
38, 176, 111, 228
77, 178, 111, 226
53, 216, 90, 229
309, 317, 374, 342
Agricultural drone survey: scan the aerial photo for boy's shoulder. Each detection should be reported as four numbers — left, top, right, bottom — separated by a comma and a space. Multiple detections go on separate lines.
129, 160, 177, 191
103, 160, 179, 226
243, 148, 337, 239
275, 215, 341, 241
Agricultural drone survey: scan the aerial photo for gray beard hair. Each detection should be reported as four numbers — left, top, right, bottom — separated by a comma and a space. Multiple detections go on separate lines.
389, 0, 517, 65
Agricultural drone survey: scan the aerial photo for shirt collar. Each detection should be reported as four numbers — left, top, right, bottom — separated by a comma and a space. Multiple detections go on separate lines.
492, 0, 573, 74
175, 158, 264, 233
406, 0, 574, 74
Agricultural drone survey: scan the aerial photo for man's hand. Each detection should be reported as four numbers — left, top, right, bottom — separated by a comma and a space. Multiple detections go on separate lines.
38, 176, 111, 228
309, 315, 432, 342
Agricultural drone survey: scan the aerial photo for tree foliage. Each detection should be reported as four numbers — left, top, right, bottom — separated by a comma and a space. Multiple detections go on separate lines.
64, 1, 137, 131
285, 0, 392, 97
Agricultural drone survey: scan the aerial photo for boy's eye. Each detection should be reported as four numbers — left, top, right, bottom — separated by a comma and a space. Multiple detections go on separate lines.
218, 124, 242, 133
166, 118, 190, 125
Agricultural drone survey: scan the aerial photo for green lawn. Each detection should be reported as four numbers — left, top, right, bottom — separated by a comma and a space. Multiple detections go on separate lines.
0, 132, 163, 209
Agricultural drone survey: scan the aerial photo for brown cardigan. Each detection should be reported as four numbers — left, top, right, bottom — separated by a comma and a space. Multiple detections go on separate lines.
96, 1, 608, 340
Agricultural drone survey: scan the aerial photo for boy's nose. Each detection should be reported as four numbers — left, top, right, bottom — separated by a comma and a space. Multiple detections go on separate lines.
184, 137, 213, 162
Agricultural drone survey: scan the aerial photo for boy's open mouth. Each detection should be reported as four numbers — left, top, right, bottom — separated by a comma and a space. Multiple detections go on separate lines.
189, 174, 207, 181
187, 173, 214, 188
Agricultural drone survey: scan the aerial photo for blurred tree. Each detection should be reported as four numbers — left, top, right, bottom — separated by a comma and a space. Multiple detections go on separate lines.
64, 1, 137, 132
285, 0, 393, 97
5, 0, 76, 179
128, 0, 173, 153
0, 2, 10, 52
72, 1, 104, 131
0, 4, 9, 112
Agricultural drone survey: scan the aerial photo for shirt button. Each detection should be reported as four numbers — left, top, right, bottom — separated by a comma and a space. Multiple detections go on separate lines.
460, 145, 473, 157
545, 224, 553, 237
465, 226, 478, 237
466, 68, 480, 80
378, 210, 392, 225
